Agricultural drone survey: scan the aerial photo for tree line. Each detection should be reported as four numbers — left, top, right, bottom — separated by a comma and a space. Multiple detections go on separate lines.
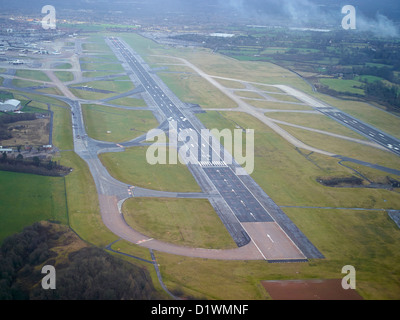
0, 153, 71, 177
0, 222, 162, 300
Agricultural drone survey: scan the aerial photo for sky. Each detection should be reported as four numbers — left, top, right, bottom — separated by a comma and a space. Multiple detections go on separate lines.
1, 0, 399, 35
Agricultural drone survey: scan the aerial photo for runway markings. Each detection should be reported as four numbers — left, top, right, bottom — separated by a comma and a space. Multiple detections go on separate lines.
199, 161, 227, 167
136, 238, 153, 245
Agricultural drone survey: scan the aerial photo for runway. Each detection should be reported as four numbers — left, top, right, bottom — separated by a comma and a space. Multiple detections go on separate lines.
106, 37, 324, 261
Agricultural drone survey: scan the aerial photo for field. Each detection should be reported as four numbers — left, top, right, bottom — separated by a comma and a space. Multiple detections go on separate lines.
81, 104, 158, 142
99, 146, 201, 193
122, 198, 236, 249
0, 171, 67, 243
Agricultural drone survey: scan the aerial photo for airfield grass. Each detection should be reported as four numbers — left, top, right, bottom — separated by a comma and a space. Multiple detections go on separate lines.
99, 146, 201, 193
319, 78, 365, 95
233, 90, 265, 100
81, 104, 158, 143
11, 78, 41, 88
123, 198, 237, 249
158, 72, 238, 109
68, 87, 114, 100
54, 71, 74, 82
14, 70, 51, 82
51, 104, 73, 150
0, 171, 68, 244
79, 79, 134, 93
54, 63, 73, 70
80, 62, 125, 72
36, 86, 64, 96
215, 78, 247, 89
248, 99, 313, 110
110, 96, 146, 107
58, 151, 117, 247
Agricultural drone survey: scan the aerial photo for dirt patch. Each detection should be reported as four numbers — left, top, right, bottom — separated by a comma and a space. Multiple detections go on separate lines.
0, 118, 50, 146
261, 279, 363, 300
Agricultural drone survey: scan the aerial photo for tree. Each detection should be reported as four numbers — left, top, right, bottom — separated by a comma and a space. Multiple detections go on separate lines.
32, 156, 40, 167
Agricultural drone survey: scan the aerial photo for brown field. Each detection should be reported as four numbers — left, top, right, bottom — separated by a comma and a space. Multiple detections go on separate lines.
0, 118, 50, 146
261, 279, 364, 300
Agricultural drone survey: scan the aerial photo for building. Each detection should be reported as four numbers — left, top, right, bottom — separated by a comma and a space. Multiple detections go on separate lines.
0, 99, 21, 112
0, 147, 13, 153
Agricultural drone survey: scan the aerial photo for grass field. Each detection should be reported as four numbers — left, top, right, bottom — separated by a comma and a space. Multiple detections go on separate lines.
81, 104, 158, 142
99, 146, 201, 193
12, 78, 40, 88
15, 70, 51, 82
158, 72, 238, 109
122, 198, 236, 249
0, 171, 67, 244
319, 78, 365, 95
54, 71, 74, 82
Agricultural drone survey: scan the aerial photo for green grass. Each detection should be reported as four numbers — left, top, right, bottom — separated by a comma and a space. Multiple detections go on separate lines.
80, 62, 124, 72
51, 104, 73, 150
99, 146, 201, 193
54, 71, 74, 82
54, 63, 72, 70
12, 78, 40, 88
123, 198, 236, 249
319, 78, 365, 95
15, 70, 51, 82
68, 87, 114, 100
110, 97, 146, 107
58, 151, 117, 247
81, 104, 158, 143
36, 87, 64, 96
0, 171, 67, 244
158, 72, 238, 109
79, 80, 134, 94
